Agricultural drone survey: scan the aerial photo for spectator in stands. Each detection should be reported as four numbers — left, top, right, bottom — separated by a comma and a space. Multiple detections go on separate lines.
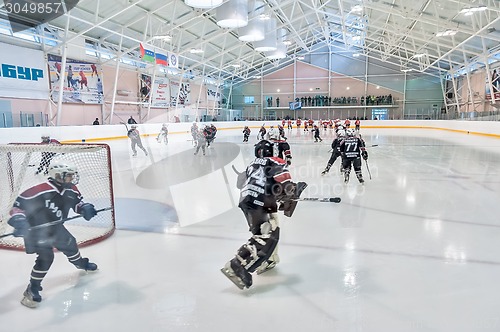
93, 118, 99, 125
128, 116, 137, 124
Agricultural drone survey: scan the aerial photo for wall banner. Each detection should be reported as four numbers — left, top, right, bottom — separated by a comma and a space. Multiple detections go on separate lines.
486, 63, 500, 100
206, 84, 222, 106
48, 54, 103, 104
140, 74, 171, 107
170, 81, 191, 106
0, 42, 49, 100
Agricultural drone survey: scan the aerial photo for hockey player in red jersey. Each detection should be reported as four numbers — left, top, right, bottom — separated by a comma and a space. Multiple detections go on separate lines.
258, 124, 266, 140
8, 161, 99, 308
221, 140, 307, 289
242, 126, 251, 142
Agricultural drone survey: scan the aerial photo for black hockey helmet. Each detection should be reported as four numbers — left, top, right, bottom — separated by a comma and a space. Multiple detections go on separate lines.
255, 140, 274, 158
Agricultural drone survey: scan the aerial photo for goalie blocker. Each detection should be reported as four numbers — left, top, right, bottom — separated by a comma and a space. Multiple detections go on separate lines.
277, 181, 308, 217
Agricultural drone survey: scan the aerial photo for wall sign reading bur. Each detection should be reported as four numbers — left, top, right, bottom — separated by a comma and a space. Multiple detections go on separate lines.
4, 0, 80, 32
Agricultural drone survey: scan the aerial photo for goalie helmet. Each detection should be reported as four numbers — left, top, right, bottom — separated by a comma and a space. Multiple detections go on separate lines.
255, 140, 274, 158
48, 161, 80, 187
346, 128, 356, 137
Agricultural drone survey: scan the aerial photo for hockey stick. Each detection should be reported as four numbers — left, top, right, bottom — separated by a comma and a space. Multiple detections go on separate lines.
231, 164, 244, 175
365, 160, 372, 180
296, 197, 341, 203
0, 207, 113, 239
120, 122, 129, 132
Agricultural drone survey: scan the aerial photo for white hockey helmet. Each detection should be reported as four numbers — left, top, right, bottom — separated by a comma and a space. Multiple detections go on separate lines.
48, 160, 79, 186
346, 128, 356, 137
337, 129, 346, 137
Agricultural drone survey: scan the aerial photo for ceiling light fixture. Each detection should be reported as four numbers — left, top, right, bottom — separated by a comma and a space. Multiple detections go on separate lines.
436, 29, 457, 37
351, 5, 363, 13
238, 0, 265, 42
152, 35, 172, 41
184, 0, 223, 9
266, 28, 287, 60
459, 6, 487, 15
190, 48, 204, 54
253, 18, 277, 52
216, 0, 248, 29
413, 53, 426, 58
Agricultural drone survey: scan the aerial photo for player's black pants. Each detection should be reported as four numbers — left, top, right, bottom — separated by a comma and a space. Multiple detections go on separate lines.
327, 151, 342, 167
25, 226, 86, 284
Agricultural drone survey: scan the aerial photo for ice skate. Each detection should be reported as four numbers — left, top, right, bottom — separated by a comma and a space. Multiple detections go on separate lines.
75, 258, 98, 272
221, 260, 252, 290
344, 171, 350, 184
132, 152, 137, 157
21, 282, 42, 308
321, 166, 330, 175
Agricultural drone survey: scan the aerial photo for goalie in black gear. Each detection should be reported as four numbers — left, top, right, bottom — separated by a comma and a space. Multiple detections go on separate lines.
221, 140, 307, 289
7, 161, 98, 308
339, 128, 368, 184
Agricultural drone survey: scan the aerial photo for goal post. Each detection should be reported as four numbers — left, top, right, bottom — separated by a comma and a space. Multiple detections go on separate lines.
0, 143, 115, 250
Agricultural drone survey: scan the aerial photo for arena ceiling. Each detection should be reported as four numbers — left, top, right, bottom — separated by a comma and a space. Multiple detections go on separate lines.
3, 0, 500, 83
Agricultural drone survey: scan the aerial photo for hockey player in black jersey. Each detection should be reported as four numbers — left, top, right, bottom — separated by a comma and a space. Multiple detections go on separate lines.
339, 128, 368, 184
321, 129, 345, 175
313, 125, 323, 142
221, 140, 307, 289
36, 135, 61, 175
8, 161, 99, 308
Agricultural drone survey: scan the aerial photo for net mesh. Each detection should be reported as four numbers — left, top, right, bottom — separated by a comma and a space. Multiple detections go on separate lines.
0, 143, 115, 250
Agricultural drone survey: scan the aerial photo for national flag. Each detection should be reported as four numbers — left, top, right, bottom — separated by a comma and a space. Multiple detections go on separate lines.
155, 53, 168, 66
140, 43, 155, 63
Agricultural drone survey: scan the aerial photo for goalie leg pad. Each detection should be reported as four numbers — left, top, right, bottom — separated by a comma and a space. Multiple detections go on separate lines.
245, 226, 280, 273
256, 245, 280, 275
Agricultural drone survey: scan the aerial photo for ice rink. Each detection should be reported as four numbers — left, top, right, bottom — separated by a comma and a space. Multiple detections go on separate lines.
1, 126, 500, 332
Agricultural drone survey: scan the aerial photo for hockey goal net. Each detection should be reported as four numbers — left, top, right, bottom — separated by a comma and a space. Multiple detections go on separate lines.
0, 143, 115, 250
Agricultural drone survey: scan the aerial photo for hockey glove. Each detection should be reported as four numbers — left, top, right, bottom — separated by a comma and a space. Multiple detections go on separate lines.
8, 215, 29, 237
79, 203, 97, 221
362, 150, 368, 160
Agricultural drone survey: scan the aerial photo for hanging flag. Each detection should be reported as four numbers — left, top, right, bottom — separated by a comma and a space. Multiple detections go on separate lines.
155, 53, 169, 66
140, 43, 155, 63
